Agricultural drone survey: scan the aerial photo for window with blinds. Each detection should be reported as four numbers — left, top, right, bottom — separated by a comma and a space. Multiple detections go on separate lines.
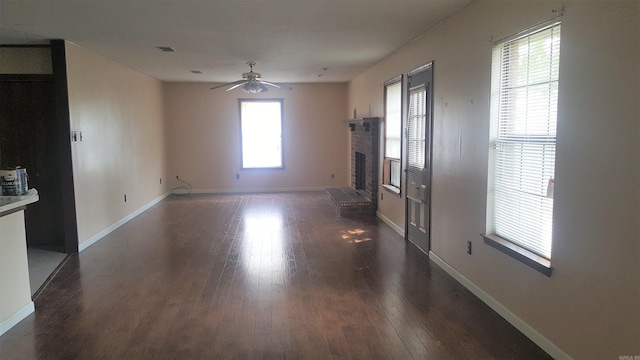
487, 21, 561, 261
383, 76, 403, 192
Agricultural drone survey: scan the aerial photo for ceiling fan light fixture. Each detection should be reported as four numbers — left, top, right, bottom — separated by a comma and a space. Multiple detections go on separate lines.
242, 82, 268, 93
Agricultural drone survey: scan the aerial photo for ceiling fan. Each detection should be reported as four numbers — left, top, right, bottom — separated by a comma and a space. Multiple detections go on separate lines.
210, 62, 293, 93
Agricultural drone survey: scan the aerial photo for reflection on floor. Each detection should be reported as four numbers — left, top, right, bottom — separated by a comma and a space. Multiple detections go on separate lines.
27, 248, 67, 296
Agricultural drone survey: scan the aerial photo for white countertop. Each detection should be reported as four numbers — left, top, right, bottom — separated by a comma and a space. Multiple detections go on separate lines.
0, 189, 39, 215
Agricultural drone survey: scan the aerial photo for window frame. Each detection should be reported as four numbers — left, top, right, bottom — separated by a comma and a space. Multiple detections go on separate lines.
382, 75, 403, 195
238, 98, 285, 170
484, 20, 561, 277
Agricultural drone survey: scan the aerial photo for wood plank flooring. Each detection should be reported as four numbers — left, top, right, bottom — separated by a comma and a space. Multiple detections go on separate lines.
0, 192, 552, 359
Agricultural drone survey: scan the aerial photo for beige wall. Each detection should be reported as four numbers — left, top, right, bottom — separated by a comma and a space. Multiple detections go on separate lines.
0, 47, 52, 74
348, 1, 640, 359
65, 42, 169, 245
164, 82, 349, 191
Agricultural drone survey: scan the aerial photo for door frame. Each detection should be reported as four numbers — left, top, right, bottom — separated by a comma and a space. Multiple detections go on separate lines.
51, 40, 79, 253
404, 62, 434, 254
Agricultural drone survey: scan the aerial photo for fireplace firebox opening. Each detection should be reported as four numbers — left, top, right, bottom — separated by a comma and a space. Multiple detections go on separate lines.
355, 152, 366, 191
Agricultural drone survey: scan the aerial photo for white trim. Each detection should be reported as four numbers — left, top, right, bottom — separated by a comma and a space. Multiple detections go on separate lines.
191, 187, 328, 194
78, 192, 170, 252
428, 251, 572, 360
0, 301, 34, 337
494, 17, 562, 45
376, 211, 404, 237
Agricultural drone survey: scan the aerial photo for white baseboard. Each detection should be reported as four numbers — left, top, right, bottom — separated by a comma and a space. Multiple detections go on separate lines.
428, 251, 572, 360
79, 192, 170, 252
191, 187, 328, 194
376, 211, 404, 237
0, 301, 34, 337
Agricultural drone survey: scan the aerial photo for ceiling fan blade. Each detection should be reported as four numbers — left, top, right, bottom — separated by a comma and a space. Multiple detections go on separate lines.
210, 79, 245, 90
226, 81, 249, 91
210, 63, 292, 93
259, 80, 293, 91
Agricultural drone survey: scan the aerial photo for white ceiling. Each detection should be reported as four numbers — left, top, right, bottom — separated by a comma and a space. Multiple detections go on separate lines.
0, 0, 471, 83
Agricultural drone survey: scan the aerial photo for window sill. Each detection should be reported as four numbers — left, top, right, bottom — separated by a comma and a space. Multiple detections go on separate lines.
482, 234, 553, 277
381, 184, 401, 197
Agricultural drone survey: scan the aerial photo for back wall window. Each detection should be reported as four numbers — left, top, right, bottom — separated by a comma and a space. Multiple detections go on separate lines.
239, 99, 284, 169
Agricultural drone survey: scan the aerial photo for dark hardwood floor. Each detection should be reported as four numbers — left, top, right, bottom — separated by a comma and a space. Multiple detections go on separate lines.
0, 192, 551, 359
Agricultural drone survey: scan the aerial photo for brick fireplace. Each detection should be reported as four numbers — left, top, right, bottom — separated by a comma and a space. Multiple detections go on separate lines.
327, 117, 379, 216
349, 118, 379, 201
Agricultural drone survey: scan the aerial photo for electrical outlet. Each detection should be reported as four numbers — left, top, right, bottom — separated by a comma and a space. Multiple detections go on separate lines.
467, 240, 472, 255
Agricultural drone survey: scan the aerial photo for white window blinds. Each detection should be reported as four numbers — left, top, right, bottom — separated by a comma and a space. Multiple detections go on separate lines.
383, 77, 403, 190
408, 85, 426, 169
489, 22, 561, 259
385, 81, 402, 159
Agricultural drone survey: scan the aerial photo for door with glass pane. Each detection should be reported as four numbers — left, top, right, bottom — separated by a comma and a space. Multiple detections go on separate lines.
405, 63, 433, 253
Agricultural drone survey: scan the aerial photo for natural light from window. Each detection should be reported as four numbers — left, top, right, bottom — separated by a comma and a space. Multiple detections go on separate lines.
240, 100, 283, 169
487, 21, 560, 261
383, 77, 402, 190
242, 208, 284, 284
